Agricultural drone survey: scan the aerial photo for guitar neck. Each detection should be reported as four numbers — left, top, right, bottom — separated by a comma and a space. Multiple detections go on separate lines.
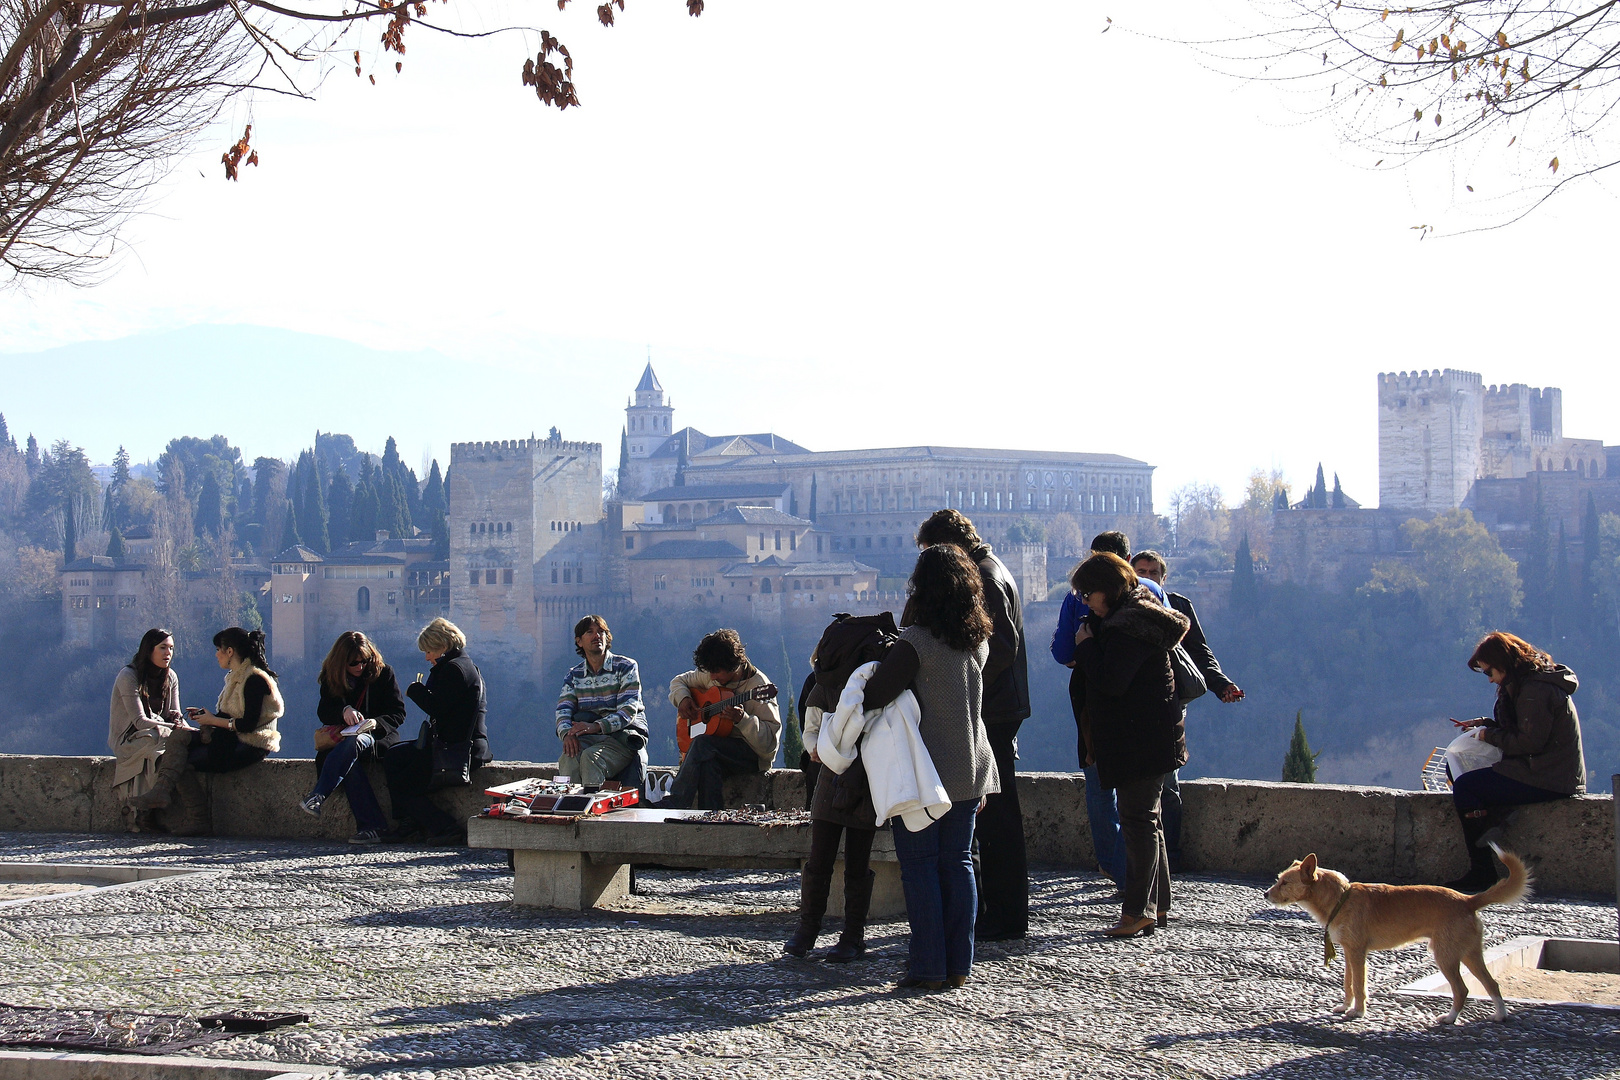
701, 694, 750, 720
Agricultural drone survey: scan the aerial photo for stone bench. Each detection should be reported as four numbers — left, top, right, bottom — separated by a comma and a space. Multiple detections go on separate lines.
468, 808, 904, 916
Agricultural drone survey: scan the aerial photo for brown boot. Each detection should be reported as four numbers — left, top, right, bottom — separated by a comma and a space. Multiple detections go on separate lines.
128, 728, 193, 812
159, 772, 211, 837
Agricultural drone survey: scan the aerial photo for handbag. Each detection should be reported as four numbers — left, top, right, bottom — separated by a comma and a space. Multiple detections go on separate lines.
417, 719, 473, 791
1170, 644, 1207, 704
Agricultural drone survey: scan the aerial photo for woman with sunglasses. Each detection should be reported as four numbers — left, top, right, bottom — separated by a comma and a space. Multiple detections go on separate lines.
301, 630, 406, 843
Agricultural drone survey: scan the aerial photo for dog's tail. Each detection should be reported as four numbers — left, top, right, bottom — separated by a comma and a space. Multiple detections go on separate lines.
1467, 845, 1533, 911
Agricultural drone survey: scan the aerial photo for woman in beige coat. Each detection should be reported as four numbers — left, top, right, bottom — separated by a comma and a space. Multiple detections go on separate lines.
109, 628, 185, 830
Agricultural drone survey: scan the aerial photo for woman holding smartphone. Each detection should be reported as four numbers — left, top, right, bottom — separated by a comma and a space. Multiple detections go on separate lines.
302, 631, 404, 843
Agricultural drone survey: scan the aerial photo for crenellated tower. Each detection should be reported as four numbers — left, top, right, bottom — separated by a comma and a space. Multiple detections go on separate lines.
1377, 369, 1484, 512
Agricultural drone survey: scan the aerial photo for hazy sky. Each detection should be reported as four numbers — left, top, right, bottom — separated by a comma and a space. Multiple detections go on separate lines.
2, 2, 1617, 505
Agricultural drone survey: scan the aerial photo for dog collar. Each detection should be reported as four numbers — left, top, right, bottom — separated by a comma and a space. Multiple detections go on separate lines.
1321, 888, 1352, 965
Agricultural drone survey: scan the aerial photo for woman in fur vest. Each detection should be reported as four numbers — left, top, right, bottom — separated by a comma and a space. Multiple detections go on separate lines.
126, 627, 283, 834
1070, 553, 1190, 938
1446, 631, 1586, 892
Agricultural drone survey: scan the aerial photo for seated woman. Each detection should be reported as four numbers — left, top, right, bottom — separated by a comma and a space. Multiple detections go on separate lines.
1446, 631, 1587, 892
383, 617, 490, 845
109, 628, 184, 831
302, 631, 405, 844
127, 626, 284, 835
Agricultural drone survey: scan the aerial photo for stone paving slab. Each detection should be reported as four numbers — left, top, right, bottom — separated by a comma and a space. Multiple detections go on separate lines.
0, 832, 1616, 1079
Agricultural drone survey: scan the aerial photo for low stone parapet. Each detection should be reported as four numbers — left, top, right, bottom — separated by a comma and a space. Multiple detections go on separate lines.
0, 754, 1610, 896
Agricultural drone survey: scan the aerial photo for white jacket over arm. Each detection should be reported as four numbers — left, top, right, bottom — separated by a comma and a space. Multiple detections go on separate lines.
817, 661, 950, 831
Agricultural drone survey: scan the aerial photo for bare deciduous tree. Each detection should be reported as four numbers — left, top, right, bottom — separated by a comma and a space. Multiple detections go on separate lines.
1239, 2, 1620, 226
1, 0, 702, 283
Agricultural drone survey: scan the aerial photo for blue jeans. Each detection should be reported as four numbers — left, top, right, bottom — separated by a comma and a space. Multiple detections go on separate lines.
314, 734, 387, 833
891, 799, 979, 981
1084, 764, 1125, 882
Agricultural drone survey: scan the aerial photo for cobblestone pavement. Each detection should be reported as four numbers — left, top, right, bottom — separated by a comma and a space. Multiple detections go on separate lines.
1, 832, 1616, 1079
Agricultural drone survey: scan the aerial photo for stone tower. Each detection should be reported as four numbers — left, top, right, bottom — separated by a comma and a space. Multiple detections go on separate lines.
447, 434, 603, 673
1377, 369, 1484, 512
624, 362, 674, 474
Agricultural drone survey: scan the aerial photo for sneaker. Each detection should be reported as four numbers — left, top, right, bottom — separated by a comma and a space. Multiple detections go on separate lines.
299, 792, 324, 817
348, 829, 383, 845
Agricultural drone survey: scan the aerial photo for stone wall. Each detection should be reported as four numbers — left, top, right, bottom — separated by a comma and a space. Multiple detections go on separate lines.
0, 755, 1611, 896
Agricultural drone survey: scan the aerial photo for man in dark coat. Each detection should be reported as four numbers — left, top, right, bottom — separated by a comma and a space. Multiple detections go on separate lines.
916, 508, 1030, 941
1132, 551, 1242, 872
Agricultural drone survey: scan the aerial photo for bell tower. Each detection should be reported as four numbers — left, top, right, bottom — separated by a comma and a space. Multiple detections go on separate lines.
625, 361, 674, 462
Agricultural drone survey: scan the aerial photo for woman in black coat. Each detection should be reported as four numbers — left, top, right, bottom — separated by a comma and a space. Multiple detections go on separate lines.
301, 631, 406, 843
1071, 553, 1189, 938
382, 617, 490, 845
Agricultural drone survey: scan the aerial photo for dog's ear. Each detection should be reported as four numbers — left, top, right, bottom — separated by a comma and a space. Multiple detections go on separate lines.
1300, 853, 1318, 881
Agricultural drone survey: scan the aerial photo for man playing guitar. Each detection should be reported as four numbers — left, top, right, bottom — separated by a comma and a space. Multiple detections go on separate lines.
665, 629, 780, 810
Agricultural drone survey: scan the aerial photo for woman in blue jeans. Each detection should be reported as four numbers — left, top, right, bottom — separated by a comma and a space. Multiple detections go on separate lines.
860, 545, 1001, 990
301, 632, 406, 843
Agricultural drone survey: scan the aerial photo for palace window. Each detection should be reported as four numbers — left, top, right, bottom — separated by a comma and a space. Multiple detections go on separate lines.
357, 587, 370, 613
485, 569, 497, 584
503, 569, 514, 584
551, 569, 559, 583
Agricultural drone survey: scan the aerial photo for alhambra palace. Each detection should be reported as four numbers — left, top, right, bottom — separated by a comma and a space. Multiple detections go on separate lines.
59, 366, 1620, 674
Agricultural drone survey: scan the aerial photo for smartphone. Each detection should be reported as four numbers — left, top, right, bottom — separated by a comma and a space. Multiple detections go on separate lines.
185, 707, 205, 717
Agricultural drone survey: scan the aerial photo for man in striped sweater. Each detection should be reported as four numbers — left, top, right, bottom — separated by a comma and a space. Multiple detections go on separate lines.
555, 615, 648, 787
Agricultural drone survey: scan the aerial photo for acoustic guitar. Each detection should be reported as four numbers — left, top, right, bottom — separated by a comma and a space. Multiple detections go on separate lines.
678, 683, 779, 756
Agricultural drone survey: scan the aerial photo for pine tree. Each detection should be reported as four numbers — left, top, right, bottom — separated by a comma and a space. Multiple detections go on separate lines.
111, 446, 131, 487
195, 471, 223, 537
1282, 711, 1319, 783
106, 527, 126, 559
0, 413, 10, 451
327, 468, 353, 550
423, 460, 446, 515
62, 496, 77, 562
1232, 533, 1258, 611
24, 435, 39, 475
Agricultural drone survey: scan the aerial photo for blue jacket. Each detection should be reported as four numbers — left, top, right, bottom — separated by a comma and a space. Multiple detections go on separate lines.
1050, 578, 1166, 666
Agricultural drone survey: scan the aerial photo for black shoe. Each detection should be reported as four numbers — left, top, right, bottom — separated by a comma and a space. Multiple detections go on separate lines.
895, 976, 943, 991
974, 925, 1026, 943
425, 828, 468, 846
820, 939, 866, 963
380, 823, 424, 844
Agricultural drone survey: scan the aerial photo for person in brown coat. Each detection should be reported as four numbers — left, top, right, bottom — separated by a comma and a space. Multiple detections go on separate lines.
1446, 631, 1587, 892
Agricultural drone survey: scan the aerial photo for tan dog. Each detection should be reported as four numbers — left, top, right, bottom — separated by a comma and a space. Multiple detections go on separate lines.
1265, 848, 1531, 1024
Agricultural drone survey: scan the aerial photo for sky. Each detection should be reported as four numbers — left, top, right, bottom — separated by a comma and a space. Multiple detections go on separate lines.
2, 1, 1618, 506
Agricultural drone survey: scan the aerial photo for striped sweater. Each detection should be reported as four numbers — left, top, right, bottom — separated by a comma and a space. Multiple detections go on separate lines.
555, 652, 648, 749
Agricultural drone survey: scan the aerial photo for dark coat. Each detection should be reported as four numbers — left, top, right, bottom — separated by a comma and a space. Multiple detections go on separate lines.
405, 647, 491, 765
804, 679, 879, 830
1073, 586, 1190, 789
317, 664, 407, 751
972, 544, 1030, 725
1481, 665, 1586, 794
1166, 592, 1235, 696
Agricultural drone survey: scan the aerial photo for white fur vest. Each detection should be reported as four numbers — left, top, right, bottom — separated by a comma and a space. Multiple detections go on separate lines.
216, 660, 285, 753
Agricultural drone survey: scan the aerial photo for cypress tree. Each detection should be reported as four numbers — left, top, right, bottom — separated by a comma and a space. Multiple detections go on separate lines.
1331, 473, 1345, 509
62, 496, 77, 562
1282, 711, 1319, 783
195, 471, 224, 538
430, 508, 449, 560
1232, 533, 1258, 611
1582, 493, 1601, 627
617, 428, 629, 496
300, 452, 330, 553
350, 470, 379, 542
808, 473, 818, 523
106, 527, 126, 560
279, 500, 302, 551
1312, 463, 1328, 508
380, 471, 412, 539
423, 460, 446, 515
327, 468, 353, 550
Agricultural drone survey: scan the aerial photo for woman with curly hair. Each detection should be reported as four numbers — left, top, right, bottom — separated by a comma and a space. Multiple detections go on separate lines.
859, 544, 1000, 990
1070, 553, 1190, 939
1445, 631, 1586, 892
